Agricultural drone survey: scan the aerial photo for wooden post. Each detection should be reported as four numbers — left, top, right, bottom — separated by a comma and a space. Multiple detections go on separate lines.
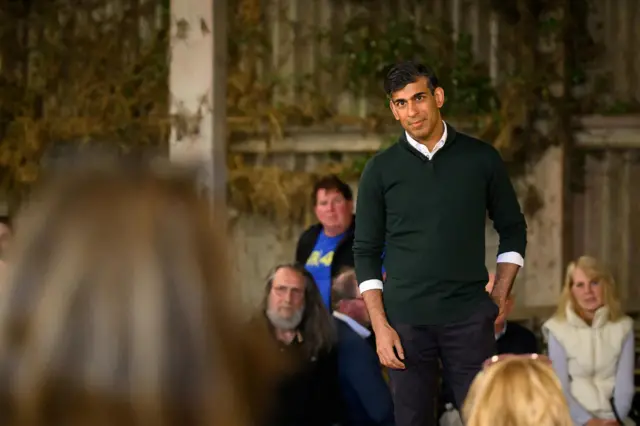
169, 0, 227, 209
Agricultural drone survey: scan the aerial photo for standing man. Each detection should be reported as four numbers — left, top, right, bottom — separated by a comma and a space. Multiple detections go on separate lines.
354, 61, 527, 426
296, 175, 355, 308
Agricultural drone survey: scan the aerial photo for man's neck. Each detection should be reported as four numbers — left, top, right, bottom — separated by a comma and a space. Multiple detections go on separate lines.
275, 328, 298, 344
415, 119, 445, 152
323, 221, 350, 238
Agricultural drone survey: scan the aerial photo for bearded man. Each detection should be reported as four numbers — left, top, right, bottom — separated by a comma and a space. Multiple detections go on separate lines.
258, 263, 343, 426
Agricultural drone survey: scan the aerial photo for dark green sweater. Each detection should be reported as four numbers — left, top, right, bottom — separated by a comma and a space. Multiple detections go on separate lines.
354, 124, 527, 325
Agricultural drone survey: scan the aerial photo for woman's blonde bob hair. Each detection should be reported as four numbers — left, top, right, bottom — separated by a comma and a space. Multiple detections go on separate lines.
554, 255, 623, 321
463, 357, 573, 426
0, 166, 277, 426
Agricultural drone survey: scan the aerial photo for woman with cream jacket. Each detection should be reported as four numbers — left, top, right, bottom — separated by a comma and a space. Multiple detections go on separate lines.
543, 256, 635, 426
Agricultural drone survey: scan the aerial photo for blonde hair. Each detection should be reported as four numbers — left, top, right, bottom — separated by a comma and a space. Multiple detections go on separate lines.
463, 357, 573, 426
554, 255, 623, 321
0, 167, 278, 426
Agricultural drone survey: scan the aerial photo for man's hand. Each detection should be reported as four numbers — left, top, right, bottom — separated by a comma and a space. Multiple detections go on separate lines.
361, 288, 406, 370
491, 262, 520, 317
374, 322, 405, 370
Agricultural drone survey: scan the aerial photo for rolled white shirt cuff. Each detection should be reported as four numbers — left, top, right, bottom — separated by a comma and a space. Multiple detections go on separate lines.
497, 251, 524, 267
359, 279, 384, 293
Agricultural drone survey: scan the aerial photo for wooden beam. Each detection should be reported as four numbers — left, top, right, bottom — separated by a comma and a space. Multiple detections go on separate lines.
169, 0, 227, 206
574, 128, 640, 149
228, 117, 640, 154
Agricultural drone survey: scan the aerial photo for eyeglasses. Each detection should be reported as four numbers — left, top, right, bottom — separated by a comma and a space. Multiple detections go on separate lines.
272, 285, 304, 300
482, 353, 551, 369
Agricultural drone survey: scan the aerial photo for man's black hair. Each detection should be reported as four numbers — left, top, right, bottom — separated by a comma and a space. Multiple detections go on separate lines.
383, 61, 439, 97
312, 174, 353, 205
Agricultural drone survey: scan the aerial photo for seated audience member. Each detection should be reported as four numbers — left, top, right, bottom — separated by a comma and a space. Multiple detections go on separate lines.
0, 167, 279, 426
543, 256, 635, 426
296, 175, 355, 308
332, 269, 395, 426
463, 355, 573, 426
485, 273, 539, 354
257, 263, 343, 426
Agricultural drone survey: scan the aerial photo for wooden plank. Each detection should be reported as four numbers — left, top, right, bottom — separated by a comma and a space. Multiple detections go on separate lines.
603, 152, 629, 299
169, 0, 228, 204
489, 11, 499, 85
620, 0, 640, 102
229, 126, 640, 154
618, 151, 632, 306
627, 152, 640, 311
578, 115, 640, 129
635, 2, 640, 101
574, 128, 640, 149
228, 115, 640, 154
570, 173, 585, 260
230, 133, 386, 153
582, 153, 603, 259
616, 0, 631, 100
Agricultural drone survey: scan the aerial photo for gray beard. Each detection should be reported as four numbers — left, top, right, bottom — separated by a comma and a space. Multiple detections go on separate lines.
267, 307, 304, 331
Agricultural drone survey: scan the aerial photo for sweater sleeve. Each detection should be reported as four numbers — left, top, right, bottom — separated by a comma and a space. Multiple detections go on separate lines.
354, 157, 386, 292
613, 331, 635, 419
547, 333, 593, 425
486, 147, 527, 260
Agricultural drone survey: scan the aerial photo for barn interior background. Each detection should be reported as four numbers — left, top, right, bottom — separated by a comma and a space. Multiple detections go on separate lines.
0, 0, 639, 317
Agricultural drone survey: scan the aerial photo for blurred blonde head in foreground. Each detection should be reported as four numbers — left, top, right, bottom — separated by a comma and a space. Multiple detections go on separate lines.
463, 357, 572, 426
0, 166, 277, 426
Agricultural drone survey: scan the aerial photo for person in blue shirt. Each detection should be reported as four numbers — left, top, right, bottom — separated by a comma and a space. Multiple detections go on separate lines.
296, 175, 355, 308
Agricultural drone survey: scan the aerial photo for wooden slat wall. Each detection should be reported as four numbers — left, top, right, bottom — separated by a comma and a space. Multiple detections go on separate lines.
588, 0, 640, 105
257, 0, 504, 116
572, 149, 640, 312
254, 0, 640, 115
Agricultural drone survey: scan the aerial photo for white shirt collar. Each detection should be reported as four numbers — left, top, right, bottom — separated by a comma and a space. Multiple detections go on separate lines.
495, 322, 507, 340
405, 121, 448, 159
333, 311, 372, 339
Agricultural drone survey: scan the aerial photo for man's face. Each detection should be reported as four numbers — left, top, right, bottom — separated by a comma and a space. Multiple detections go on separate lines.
314, 188, 353, 234
335, 272, 370, 327
389, 76, 445, 142
342, 296, 370, 328
267, 267, 306, 330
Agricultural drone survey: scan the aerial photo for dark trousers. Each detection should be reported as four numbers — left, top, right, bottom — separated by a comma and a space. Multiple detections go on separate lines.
387, 302, 497, 426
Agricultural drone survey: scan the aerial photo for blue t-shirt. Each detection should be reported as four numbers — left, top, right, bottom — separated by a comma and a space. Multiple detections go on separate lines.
305, 231, 344, 308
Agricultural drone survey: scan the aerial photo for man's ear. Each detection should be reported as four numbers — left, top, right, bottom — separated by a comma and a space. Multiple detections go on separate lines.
389, 100, 400, 120
433, 87, 445, 108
